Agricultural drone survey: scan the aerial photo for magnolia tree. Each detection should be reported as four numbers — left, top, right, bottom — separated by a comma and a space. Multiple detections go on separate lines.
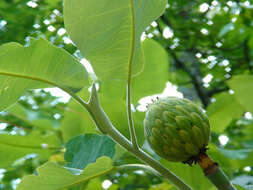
0, 0, 253, 190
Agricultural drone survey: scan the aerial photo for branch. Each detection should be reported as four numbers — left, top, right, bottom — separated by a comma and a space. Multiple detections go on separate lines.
168, 49, 210, 107
243, 38, 252, 73
0, 119, 32, 130
160, 15, 174, 28
208, 86, 229, 97
76, 84, 192, 190
156, 20, 210, 107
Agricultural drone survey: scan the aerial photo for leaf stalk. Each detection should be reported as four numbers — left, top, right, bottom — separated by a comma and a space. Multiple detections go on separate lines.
126, 0, 139, 150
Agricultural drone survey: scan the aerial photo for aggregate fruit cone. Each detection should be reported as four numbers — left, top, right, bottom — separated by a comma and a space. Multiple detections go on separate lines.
144, 97, 237, 190
144, 97, 210, 164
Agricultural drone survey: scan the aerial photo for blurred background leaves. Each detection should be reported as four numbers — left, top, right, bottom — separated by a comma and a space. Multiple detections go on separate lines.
0, 0, 253, 189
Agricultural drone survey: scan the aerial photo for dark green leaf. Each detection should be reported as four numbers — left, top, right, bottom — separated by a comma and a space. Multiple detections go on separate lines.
65, 134, 115, 169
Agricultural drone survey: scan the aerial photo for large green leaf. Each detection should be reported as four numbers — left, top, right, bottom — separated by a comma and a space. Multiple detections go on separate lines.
64, 0, 166, 80
0, 38, 89, 111
5, 103, 27, 119
30, 119, 55, 131
65, 134, 115, 169
85, 178, 104, 190
16, 156, 114, 190
133, 38, 169, 103
0, 133, 60, 168
207, 92, 244, 132
60, 40, 168, 146
160, 159, 213, 190
228, 75, 253, 113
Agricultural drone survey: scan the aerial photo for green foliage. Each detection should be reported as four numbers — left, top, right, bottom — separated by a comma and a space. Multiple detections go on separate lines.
0, 0, 253, 189
98, 80, 146, 143
207, 92, 244, 132
133, 38, 169, 103
228, 75, 253, 113
64, 0, 166, 80
16, 156, 113, 190
60, 91, 97, 142
0, 133, 59, 168
65, 134, 116, 169
0, 38, 88, 110
161, 159, 213, 190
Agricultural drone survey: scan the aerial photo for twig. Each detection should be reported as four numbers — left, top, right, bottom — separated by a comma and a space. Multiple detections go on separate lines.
243, 38, 252, 73
67, 84, 193, 190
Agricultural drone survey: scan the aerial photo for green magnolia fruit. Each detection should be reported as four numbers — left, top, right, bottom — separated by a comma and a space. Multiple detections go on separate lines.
144, 97, 210, 163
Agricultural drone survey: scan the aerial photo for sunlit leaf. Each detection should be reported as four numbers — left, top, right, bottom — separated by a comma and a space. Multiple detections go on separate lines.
29, 119, 55, 131
0, 133, 60, 168
99, 80, 145, 145
0, 38, 89, 111
133, 38, 169, 103
17, 156, 113, 190
160, 159, 213, 190
86, 178, 103, 190
228, 75, 253, 113
207, 92, 244, 132
64, 0, 166, 80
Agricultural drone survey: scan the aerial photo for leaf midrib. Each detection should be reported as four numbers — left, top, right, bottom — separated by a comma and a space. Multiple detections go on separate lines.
0, 140, 59, 150
60, 167, 114, 190
0, 71, 79, 101
0, 71, 60, 88
128, 0, 135, 76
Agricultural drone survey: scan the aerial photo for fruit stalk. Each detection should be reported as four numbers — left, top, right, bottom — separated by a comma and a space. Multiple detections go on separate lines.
197, 153, 236, 190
